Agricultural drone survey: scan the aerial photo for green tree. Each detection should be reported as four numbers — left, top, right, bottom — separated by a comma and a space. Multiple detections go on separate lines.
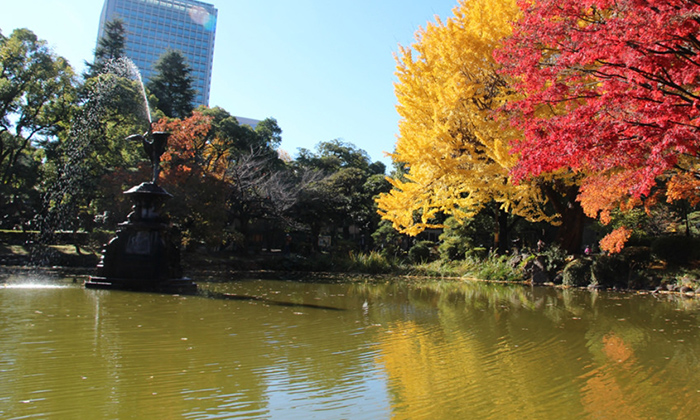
254, 117, 282, 150
290, 172, 344, 252
372, 219, 407, 258
151, 109, 295, 250
41, 71, 148, 235
195, 107, 283, 171
0, 28, 77, 228
438, 215, 495, 261
84, 18, 126, 78
147, 50, 195, 119
42, 35, 151, 235
296, 139, 377, 174
292, 140, 389, 252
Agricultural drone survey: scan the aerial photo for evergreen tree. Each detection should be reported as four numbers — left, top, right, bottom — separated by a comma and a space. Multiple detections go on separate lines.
85, 18, 126, 78
292, 140, 390, 251
147, 50, 196, 119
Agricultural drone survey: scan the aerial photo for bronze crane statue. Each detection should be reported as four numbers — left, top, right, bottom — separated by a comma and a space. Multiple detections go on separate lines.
127, 130, 169, 184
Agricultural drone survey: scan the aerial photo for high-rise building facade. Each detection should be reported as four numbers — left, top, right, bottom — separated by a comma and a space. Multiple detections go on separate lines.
98, 0, 217, 107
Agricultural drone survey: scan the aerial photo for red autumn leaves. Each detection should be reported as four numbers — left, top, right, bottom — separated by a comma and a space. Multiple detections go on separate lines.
495, 0, 700, 251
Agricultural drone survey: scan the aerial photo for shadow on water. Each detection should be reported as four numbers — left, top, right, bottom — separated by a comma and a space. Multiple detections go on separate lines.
0, 268, 347, 311
195, 289, 346, 311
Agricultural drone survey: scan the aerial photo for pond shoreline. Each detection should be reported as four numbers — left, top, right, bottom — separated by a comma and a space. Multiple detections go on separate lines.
1, 261, 698, 299
5, 266, 700, 419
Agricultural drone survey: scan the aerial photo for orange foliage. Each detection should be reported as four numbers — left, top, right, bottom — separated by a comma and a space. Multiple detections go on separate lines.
151, 112, 236, 247
666, 172, 700, 206
581, 332, 643, 419
599, 226, 633, 254
601, 333, 634, 363
152, 111, 213, 183
578, 172, 643, 225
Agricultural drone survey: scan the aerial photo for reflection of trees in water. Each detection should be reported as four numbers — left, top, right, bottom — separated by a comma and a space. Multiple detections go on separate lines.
82, 290, 272, 417
24, 281, 384, 418
197, 280, 388, 409
363, 283, 587, 418
353, 280, 700, 418
581, 293, 700, 419
1, 282, 376, 418
580, 332, 646, 419
5, 280, 700, 418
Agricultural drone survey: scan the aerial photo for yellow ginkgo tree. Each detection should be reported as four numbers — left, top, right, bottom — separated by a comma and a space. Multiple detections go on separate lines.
377, 0, 565, 252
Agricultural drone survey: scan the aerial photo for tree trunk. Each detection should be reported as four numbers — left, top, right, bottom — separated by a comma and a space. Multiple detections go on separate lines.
541, 183, 586, 255
238, 213, 251, 254
310, 223, 322, 253
555, 201, 585, 254
497, 208, 509, 254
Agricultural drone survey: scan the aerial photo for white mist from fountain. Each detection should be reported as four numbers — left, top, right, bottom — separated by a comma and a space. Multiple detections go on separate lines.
123, 59, 153, 126
35, 58, 154, 267
105, 57, 153, 126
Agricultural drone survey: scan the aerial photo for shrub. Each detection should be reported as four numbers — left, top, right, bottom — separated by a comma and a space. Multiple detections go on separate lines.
347, 251, 394, 274
619, 246, 652, 267
439, 236, 469, 261
475, 254, 524, 282
466, 247, 488, 260
539, 244, 569, 273
590, 254, 628, 287
409, 240, 435, 263
372, 220, 405, 259
274, 254, 311, 271
562, 258, 592, 287
651, 235, 700, 266
304, 253, 335, 272
438, 215, 494, 262
334, 238, 359, 255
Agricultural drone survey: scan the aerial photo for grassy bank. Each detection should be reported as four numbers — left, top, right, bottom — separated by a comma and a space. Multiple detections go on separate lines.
3, 230, 700, 293
0, 242, 99, 267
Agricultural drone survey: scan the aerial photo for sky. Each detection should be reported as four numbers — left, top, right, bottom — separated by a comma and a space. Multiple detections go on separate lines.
0, 0, 461, 168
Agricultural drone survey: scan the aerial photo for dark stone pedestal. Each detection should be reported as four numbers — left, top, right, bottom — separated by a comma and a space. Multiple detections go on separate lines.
85, 182, 196, 294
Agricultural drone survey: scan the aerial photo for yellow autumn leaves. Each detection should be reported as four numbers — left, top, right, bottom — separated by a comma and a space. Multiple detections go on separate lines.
377, 0, 553, 235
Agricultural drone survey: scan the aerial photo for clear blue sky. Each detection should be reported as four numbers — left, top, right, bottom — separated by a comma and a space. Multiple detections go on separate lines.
0, 0, 459, 167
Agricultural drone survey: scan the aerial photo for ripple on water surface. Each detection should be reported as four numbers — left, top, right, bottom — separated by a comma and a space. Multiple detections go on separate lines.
2, 279, 700, 419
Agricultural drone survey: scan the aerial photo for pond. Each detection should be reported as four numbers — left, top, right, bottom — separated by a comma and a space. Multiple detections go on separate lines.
2, 272, 700, 419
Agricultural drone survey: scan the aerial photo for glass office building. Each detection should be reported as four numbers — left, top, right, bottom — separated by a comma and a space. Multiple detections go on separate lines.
98, 0, 217, 107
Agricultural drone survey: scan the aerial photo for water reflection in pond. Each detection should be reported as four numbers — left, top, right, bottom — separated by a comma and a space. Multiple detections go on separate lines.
1, 275, 700, 419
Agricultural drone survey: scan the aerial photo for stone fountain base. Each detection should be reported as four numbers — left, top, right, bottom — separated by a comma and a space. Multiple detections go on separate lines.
85, 181, 196, 294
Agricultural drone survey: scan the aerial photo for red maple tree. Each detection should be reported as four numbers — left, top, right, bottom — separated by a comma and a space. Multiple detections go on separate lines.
495, 0, 700, 250
151, 112, 236, 246
152, 111, 214, 183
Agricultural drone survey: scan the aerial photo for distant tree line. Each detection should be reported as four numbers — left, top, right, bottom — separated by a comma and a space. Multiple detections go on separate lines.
7, 3, 700, 271
0, 22, 397, 257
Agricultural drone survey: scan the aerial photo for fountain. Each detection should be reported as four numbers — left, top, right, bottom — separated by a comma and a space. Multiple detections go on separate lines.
86, 130, 196, 293
84, 59, 196, 293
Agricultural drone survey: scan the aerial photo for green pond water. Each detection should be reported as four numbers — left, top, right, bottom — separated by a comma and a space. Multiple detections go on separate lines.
2, 273, 700, 419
